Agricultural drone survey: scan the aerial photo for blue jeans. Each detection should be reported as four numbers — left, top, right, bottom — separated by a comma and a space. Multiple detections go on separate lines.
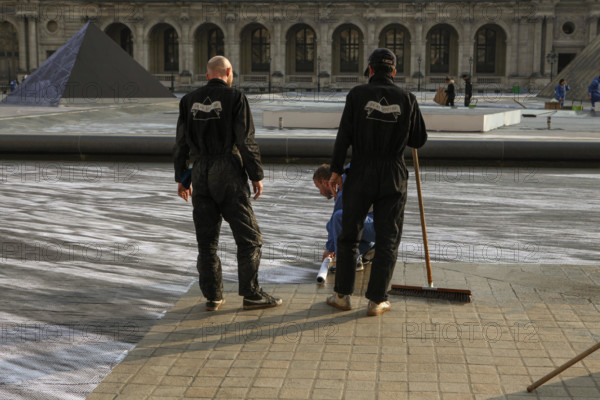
329, 209, 375, 256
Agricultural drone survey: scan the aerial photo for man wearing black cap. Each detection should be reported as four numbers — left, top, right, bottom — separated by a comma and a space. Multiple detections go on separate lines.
326, 48, 428, 316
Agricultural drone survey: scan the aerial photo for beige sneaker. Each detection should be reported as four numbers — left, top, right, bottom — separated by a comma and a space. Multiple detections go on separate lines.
367, 300, 391, 316
326, 293, 352, 311
206, 299, 225, 311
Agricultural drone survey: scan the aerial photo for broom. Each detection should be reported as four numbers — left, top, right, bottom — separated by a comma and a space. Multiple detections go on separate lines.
389, 148, 472, 302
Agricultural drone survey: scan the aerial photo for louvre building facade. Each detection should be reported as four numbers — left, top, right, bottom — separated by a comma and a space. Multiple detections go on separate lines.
1, 1, 599, 92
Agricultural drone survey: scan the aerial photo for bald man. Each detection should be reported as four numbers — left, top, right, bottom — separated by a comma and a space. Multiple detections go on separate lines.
174, 56, 282, 311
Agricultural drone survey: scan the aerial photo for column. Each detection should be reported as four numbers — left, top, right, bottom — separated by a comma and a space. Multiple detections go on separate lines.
458, 17, 472, 76
531, 18, 542, 75
179, 22, 192, 74
272, 22, 283, 73
365, 21, 376, 71
543, 16, 554, 77
318, 24, 330, 75
588, 15, 599, 42
133, 24, 145, 70
411, 20, 424, 81
509, 18, 521, 77
17, 19, 27, 72
28, 18, 38, 70
225, 21, 239, 74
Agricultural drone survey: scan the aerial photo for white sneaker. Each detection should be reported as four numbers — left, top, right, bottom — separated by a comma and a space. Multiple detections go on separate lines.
367, 300, 391, 316
356, 257, 364, 271
206, 299, 225, 311
326, 293, 352, 311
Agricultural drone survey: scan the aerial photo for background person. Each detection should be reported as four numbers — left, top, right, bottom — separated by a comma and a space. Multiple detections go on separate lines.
313, 164, 375, 271
588, 74, 600, 110
445, 76, 455, 107
174, 55, 282, 312
462, 74, 472, 107
327, 48, 428, 316
554, 78, 570, 108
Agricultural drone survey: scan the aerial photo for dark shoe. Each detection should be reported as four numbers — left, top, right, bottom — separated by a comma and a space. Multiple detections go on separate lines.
362, 248, 375, 265
206, 299, 225, 311
243, 289, 283, 310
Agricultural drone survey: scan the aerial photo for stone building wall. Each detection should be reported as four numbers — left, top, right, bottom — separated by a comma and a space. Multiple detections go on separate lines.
1, 1, 599, 92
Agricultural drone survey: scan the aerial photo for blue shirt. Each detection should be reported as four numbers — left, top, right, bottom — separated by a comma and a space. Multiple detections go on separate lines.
589, 77, 600, 101
554, 83, 570, 102
325, 166, 375, 252
325, 174, 345, 252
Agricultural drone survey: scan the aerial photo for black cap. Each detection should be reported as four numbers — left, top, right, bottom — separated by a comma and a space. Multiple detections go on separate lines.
364, 48, 397, 77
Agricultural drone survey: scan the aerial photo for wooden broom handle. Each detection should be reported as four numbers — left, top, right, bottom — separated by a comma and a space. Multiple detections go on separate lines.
528, 342, 600, 392
412, 148, 433, 287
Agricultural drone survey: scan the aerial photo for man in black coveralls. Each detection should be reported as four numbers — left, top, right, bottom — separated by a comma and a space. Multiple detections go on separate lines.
327, 48, 428, 316
174, 56, 282, 311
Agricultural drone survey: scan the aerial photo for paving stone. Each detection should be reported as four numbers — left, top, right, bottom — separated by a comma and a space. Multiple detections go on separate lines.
83, 255, 600, 400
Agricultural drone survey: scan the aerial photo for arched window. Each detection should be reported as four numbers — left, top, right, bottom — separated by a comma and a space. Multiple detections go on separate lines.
476, 27, 496, 73
164, 28, 178, 72
339, 27, 360, 73
0, 21, 19, 81
251, 27, 270, 72
105, 23, 133, 56
382, 27, 405, 73
429, 27, 450, 74
295, 27, 315, 73
194, 24, 224, 76
207, 28, 224, 60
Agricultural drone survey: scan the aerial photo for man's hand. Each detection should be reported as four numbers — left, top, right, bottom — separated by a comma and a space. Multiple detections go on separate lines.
177, 182, 192, 202
322, 250, 335, 262
252, 180, 263, 200
329, 173, 343, 198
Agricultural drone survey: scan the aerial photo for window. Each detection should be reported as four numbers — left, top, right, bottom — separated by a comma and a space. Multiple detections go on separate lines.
383, 27, 405, 73
164, 28, 178, 72
295, 27, 315, 73
120, 28, 133, 56
251, 28, 270, 72
430, 27, 450, 74
339, 27, 359, 73
0, 22, 18, 58
562, 22, 575, 35
208, 28, 224, 59
476, 28, 496, 74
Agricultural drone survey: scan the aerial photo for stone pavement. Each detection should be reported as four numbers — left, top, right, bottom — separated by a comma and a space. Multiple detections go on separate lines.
88, 262, 600, 400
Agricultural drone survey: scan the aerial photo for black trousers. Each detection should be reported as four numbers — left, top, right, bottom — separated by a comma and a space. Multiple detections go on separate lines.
334, 164, 408, 303
464, 95, 471, 107
191, 157, 262, 300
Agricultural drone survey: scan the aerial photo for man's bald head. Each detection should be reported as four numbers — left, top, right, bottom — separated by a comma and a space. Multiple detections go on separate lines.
206, 56, 233, 86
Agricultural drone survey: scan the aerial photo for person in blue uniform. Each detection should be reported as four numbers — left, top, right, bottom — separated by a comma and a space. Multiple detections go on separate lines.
554, 79, 570, 108
313, 164, 375, 270
588, 75, 600, 109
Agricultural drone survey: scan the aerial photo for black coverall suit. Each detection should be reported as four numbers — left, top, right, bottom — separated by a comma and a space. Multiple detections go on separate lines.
464, 78, 473, 107
174, 79, 264, 301
330, 74, 428, 303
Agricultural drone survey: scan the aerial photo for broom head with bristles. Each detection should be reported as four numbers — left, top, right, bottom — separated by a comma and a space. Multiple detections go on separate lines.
389, 284, 472, 303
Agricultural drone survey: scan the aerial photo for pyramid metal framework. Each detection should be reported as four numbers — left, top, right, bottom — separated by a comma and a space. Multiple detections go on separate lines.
537, 34, 600, 105
2, 22, 174, 106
